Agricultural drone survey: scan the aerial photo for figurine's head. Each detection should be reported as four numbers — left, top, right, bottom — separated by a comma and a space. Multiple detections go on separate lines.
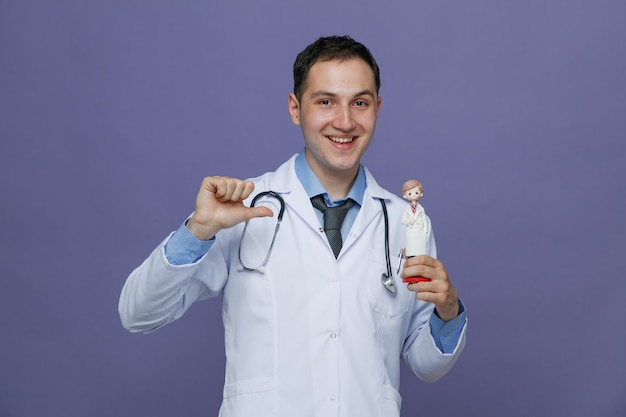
402, 179, 423, 203
292, 35, 381, 102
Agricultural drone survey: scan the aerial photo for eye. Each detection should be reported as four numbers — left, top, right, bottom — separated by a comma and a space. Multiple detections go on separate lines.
353, 100, 367, 107
319, 99, 331, 106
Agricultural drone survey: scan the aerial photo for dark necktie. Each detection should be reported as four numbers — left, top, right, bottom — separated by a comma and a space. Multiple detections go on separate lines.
310, 194, 355, 258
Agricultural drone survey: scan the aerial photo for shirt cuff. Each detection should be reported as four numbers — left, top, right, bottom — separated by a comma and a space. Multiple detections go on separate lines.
429, 299, 467, 354
164, 221, 215, 265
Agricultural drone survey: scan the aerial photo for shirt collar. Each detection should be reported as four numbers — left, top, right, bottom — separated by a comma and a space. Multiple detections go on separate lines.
295, 149, 366, 207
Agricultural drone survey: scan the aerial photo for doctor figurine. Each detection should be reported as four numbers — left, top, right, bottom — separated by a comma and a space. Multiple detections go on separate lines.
401, 179, 430, 283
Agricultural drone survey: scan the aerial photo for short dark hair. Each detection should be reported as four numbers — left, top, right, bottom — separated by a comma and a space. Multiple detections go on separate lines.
293, 35, 381, 101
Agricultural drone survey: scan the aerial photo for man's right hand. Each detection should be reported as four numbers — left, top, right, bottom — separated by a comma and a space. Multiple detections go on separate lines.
186, 176, 273, 240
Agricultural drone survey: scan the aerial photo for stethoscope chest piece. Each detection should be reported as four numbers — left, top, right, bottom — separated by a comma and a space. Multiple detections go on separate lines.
381, 273, 397, 293
379, 198, 396, 294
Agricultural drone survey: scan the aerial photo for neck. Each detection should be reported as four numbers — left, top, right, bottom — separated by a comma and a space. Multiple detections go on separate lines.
304, 152, 359, 201
317, 170, 357, 200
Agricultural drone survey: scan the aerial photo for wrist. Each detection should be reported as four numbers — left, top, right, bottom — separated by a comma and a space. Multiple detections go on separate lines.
186, 217, 219, 241
435, 300, 460, 322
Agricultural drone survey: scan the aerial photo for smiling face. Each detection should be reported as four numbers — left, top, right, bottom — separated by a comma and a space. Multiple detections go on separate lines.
288, 58, 382, 187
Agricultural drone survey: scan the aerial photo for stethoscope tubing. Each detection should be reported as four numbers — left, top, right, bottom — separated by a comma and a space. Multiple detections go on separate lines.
238, 191, 285, 272
239, 191, 396, 292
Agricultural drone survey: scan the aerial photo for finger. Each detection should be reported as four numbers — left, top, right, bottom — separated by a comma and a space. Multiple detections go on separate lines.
216, 178, 239, 203
415, 283, 459, 318
213, 178, 251, 203
239, 181, 256, 201
406, 280, 435, 293
404, 258, 446, 280
409, 280, 444, 299
201, 176, 228, 200
245, 206, 274, 221
228, 180, 257, 202
421, 256, 444, 272
404, 254, 439, 268
225, 180, 252, 202
415, 290, 442, 304
401, 263, 432, 280
401, 263, 421, 278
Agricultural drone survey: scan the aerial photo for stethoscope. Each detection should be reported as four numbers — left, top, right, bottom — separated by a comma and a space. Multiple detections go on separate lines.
238, 191, 398, 293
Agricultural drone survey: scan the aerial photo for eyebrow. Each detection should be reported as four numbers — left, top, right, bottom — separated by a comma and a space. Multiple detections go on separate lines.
309, 89, 377, 100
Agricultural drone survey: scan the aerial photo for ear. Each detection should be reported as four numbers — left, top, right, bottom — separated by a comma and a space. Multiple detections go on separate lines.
288, 93, 301, 126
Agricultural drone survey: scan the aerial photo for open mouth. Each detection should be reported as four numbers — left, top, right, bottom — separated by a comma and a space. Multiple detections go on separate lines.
328, 136, 355, 144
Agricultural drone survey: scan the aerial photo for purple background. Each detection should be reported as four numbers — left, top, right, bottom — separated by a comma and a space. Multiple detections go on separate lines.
1, 1, 625, 416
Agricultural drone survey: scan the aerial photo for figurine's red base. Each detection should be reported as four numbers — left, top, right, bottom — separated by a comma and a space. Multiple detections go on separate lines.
402, 277, 431, 283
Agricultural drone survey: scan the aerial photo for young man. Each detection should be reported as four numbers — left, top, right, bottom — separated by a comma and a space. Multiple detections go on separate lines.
119, 35, 466, 417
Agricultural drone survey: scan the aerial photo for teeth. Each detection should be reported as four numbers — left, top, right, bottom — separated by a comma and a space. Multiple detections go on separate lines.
329, 136, 354, 143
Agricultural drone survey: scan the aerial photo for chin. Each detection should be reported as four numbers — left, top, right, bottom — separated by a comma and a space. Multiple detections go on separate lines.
328, 160, 360, 174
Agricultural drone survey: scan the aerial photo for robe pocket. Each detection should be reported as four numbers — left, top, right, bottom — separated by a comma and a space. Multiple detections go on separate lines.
379, 383, 402, 417
221, 377, 277, 416
367, 249, 412, 319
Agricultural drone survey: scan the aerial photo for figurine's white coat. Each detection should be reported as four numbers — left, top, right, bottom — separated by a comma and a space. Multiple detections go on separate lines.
401, 202, 429, 257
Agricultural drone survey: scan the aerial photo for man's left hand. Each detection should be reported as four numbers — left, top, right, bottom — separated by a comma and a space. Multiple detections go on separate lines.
402, 255, 459, 321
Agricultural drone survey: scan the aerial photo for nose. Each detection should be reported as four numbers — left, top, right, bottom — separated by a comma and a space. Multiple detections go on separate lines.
332, 105, 356, 131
